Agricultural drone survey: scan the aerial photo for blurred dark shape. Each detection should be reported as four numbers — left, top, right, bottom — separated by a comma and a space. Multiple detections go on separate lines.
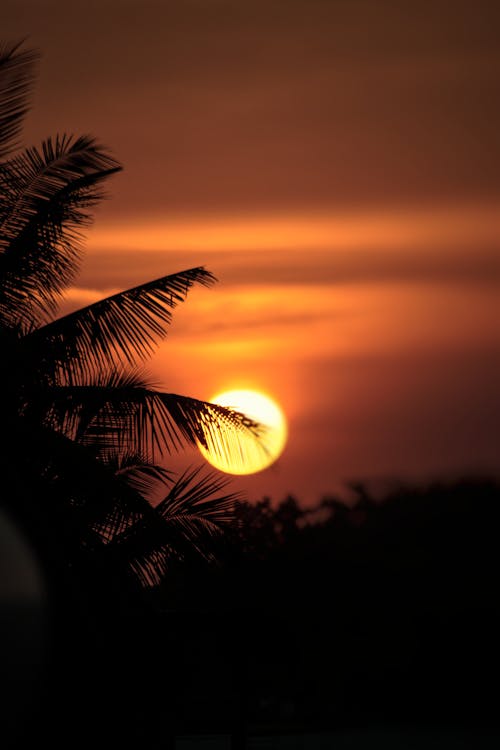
0, 508, 47, 745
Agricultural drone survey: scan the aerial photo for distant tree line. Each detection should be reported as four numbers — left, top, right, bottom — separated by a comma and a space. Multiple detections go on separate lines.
148, 475, 500, 740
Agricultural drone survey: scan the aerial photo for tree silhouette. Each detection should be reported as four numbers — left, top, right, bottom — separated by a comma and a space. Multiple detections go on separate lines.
0, 40, 265, 595
151, 477, 500, 741
0, 39, 273, 746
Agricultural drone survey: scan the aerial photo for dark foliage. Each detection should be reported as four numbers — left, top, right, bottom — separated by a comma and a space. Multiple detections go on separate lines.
145, 476, 500, 742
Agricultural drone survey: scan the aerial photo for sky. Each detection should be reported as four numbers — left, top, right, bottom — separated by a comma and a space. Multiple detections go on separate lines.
4, 0, 499, 506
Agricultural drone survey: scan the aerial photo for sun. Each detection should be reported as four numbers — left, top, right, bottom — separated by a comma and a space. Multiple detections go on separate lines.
198, 389, 288, 475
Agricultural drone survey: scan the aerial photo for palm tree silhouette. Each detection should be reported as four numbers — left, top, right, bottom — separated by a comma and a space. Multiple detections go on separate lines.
0, 40, 264, 592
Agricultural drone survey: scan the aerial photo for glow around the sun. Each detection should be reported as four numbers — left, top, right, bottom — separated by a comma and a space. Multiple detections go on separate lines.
198, 389, 288, 475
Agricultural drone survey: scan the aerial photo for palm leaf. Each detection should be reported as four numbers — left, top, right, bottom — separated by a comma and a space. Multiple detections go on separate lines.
0, 41, 38, 159
21, 267, 216, 378
109, 466, 241, 587
156, 464, 239, 532
128, 545, 172, 588
0, 134, 121, 328
111, 451, 174, 500
38, 373, 266, 466
5, 416, 157, 548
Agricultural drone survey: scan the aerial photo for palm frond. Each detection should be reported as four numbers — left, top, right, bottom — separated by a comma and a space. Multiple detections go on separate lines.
156, 464, 240, 531
112, 452, 174, 500
0, 134, 121, 329
6, 416, 157, 547
128, 546, 172, 588
0, 41, 38, 159
33, 368, 145, 449
38, 375, 266, 466
21, 267, 216, 378
109, 466, 241, 587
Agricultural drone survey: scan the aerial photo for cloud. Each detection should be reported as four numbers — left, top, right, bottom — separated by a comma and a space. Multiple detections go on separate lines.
76, 204, 500, 293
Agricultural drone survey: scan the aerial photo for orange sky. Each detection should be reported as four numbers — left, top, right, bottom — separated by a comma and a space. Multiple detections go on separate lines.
5, 0, 500, 505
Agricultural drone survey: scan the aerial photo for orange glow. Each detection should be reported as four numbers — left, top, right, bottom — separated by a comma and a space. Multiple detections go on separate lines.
88, 203, 500, 253
156, 281, 500, 359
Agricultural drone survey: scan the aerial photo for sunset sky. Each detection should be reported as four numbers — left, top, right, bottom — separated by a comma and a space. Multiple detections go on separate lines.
4, 0, 499, 506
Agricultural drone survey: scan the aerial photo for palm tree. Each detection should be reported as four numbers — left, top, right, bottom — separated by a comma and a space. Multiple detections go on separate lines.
0, 40, 264, 595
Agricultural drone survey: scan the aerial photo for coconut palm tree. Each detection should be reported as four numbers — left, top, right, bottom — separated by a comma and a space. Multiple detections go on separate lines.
0, 40, 264, 593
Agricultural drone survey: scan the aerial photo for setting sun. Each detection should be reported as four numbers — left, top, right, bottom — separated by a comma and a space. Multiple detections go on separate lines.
198, 389, 288, 475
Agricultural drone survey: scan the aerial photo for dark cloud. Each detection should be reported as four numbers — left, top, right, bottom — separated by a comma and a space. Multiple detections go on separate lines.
78, 244, 500, 292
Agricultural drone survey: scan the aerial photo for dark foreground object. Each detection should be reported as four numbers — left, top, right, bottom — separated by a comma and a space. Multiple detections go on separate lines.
2, 477, 500, 747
